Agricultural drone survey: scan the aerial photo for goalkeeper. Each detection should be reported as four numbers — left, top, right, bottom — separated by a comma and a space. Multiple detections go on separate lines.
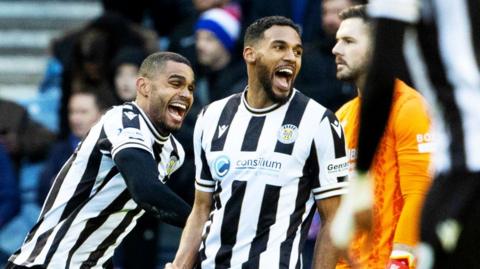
330, 5, 432, 269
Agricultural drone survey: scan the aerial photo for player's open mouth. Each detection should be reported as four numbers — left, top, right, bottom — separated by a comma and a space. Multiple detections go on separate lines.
273, 66, 294, 92
168, 102, 188, 122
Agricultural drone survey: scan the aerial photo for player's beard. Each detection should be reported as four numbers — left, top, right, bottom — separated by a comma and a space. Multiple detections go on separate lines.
257, 61, 293, 105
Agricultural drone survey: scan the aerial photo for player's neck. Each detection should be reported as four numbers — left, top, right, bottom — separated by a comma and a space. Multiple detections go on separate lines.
245, 83, 275, 109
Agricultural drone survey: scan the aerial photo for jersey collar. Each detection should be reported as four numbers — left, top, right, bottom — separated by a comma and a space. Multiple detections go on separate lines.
241, 86, 297, 115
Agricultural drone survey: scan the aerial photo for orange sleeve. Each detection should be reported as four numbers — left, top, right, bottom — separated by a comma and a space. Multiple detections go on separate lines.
393, 92, 432, 246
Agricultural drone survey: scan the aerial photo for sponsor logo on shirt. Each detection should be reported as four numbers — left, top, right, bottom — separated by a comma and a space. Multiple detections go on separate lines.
325, 157, 349, 177
277, 124, 298, 144
213, 155, 231, 178
235, 157, 282, 171
416, 132, 433, 153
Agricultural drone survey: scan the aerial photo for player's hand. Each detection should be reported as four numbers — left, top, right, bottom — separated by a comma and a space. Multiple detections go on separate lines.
386, 250, 416, 269
330, 171, 373, 249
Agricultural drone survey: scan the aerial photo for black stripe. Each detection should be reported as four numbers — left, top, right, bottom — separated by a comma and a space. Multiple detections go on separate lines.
304, 142, 320, 189
24, 153, 78, 245
241, 116, 266, 152
274, 92, 309, 155
122, 106, 140, 129
43, 167, 120, 266
242, 184, 281, 269
279, 175, 312, 268
196, 181, 215, 188
200, 147, 213, 180
467, 0, 480, 70
81, 207, 142, 268
152, 143, 163, 163
321, 109, 346, 158
418, 16, 467, 170
214, 180, 247, 269
313, 187, 344, 196
26, 129, 106, 264
211, 94, 242, 151
65, 186, 128, 269
295, 207, 316, 269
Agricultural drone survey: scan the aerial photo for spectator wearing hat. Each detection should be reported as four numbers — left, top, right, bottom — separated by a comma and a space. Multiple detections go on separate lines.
169, 7, 247, 213
111, 46, 147, 102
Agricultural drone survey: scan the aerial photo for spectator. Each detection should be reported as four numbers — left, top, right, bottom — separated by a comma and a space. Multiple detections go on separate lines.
37, 90, 107, 205
168, 0, 234, 68
112, 47, 148, 102
171, 7, 246, 207
0, 99, 55, 175
294, 0, 359, 112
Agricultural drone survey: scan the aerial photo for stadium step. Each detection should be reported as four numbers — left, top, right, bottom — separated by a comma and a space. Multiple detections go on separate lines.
0, 0, 102, 101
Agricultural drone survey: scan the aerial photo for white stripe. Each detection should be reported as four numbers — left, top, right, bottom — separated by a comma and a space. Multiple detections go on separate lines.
312, 181, 348, 195
368, 0, 421, 23
314, 189, 348, 200
196, 178, 216, 186
195, 183, 215, 193
111, 143, 153, 160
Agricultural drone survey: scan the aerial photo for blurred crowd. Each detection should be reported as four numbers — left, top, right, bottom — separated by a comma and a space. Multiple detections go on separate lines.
0, 0, 365, 268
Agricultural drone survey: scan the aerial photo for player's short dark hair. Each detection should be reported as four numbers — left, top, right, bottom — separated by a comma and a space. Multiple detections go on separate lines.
339, 4, 369, 22
139, 51, 192, 79
244, 16, 301, 47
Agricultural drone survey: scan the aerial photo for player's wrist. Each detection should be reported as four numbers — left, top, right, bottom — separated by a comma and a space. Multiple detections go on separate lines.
387, 249, 416, 269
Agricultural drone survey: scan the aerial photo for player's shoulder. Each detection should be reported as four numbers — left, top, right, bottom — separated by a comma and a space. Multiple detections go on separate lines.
200, 92, 242, 118
336, 97, 359, 118
295, 89, 328, 115
393, 80, 429, 113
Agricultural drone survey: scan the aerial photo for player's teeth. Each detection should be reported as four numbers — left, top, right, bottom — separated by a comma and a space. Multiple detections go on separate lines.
279, 68, 293, 74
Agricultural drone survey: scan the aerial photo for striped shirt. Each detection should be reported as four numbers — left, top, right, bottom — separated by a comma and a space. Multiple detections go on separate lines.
365, 0, 480, 173
194, 89, 349, 269
9, 102, 184, 268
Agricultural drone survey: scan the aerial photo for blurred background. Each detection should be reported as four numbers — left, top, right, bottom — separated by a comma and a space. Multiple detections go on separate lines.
0, 0, 364, 268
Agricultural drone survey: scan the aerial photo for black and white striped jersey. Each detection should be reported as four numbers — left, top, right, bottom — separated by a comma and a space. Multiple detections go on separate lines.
9, 102, 184, 268
194, 89, 349, 269
367, 0, 480, 173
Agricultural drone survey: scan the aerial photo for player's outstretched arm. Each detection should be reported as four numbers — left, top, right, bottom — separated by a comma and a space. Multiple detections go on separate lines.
312, 195, 342, 269
168, 190, 212, 269
114, 147, 191, 227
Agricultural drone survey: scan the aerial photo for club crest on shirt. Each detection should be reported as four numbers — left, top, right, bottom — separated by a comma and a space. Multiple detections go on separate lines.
166, 155, 178, 176
277, 124, 298, 144
213, 155, 230, 178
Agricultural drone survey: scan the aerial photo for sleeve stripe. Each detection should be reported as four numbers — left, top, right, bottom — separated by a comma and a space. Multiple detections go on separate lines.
112, 142, 153, 159
196, 178, 215, 186
195, 183, 215, 192
312, 181, 348, 194
314, 189, 348, 200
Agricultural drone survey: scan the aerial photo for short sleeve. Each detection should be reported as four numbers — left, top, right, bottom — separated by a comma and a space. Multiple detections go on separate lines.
311, 110, 349, 200
104, 107, 154, 159
194, 109, 215, 193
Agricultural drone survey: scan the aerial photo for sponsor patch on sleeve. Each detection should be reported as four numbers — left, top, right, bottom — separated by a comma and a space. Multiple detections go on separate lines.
325, 156, 349, 177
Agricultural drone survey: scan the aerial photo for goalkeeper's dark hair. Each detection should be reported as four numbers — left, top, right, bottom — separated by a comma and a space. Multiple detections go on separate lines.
339, 4, 371, 23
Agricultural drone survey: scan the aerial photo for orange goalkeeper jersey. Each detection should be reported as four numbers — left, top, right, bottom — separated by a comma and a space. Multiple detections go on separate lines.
336, 80, 432, 268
